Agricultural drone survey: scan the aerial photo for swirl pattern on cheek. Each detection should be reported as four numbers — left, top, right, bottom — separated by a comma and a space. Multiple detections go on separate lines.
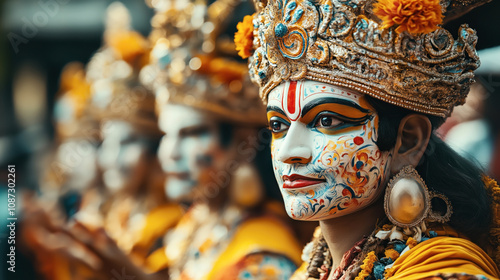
272, 114, 391, 220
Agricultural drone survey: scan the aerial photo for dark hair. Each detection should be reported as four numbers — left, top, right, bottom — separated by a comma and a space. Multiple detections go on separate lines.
366, 96, 492, 244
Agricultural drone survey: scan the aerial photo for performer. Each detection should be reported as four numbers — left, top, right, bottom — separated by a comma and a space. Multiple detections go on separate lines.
79, 1, 183, 260
236, 0, 500, 279
139, 0, 304, 278
22, 3, 183, 279
21, 61, 99, 280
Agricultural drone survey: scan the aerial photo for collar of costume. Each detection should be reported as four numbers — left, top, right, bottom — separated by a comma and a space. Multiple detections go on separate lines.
237, 0, 492, 117
294, 222, 500, 280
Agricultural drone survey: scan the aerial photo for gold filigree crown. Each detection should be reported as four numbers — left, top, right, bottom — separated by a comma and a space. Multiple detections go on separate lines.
141, 0, 266, 126
87, 2, 161, 136
240, 0, 490, 117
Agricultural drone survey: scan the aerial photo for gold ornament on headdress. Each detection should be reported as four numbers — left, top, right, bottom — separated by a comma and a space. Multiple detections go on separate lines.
142, 0, 266, 126
54, 62, 96, 140
236, 0, 490, 117
86, 2, 161, 136
483, 175, 500, 267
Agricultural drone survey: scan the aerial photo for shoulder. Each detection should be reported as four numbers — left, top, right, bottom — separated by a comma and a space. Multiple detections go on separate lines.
227, 215, 303, 264
208, 215, 303, 279
389, 237, 500, 280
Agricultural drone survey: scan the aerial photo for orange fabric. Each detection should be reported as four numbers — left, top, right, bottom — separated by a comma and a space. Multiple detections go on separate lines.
388, 237, 500, 280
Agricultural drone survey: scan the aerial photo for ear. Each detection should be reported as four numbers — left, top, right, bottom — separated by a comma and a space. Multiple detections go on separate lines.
390, 114, 432, 173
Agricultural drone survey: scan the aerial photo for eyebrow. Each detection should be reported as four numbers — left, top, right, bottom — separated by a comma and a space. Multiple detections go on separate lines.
301, 97, 371, 118
267, 106, 287, 116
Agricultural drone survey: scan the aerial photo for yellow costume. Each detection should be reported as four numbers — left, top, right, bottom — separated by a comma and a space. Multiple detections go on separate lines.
145, 204, 302, 279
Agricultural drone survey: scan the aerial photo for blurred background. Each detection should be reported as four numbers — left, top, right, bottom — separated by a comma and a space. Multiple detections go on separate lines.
0, 0, 499, 278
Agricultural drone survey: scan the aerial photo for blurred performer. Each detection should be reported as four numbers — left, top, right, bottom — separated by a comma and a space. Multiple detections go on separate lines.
23, 61, 99, 280
42, 61, 99, 218
137, 0, 304, 278
22, 3, 183, 279
76, 2, 183, 261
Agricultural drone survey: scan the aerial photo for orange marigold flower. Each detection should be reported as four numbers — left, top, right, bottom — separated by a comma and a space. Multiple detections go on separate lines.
354, 251, 377, 280
108, 31, 148, 65
406, 237, 418, 249
234, 14, 255, 59
384, 248, 400, 260
373, 0, 443, 34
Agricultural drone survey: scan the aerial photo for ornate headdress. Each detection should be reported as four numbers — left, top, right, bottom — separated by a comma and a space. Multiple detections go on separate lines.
237, 0, 491, 117
141, 0, 266, 126
54, 62, 96, 140
87, 2, 161, 136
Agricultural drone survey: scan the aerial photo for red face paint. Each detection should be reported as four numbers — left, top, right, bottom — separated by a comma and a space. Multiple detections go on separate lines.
287, 81, 298, 115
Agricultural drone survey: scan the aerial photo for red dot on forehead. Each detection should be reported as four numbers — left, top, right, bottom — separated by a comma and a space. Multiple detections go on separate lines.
287, 81, 298, 115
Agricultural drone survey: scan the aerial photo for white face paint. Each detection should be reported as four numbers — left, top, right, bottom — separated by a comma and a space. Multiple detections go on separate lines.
267, 80, 392, 221
157, 104, 229, 203
98, 120, 151, 193
56, 139, 98, 191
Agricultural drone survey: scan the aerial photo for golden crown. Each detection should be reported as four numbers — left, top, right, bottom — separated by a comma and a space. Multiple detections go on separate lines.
141, 0, 267, 126
86, 2, 161, 136
238, 0, 489, 117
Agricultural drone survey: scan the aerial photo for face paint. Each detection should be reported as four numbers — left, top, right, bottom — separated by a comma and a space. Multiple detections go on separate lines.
157, 104, 229, 203
267, 80, 392, 220
57, 139, 98, 191
98, 120, 151, 193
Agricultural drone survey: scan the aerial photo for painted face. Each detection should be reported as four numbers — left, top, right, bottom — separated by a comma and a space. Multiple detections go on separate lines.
267, 80, 391, 220
56, 139, 98, 191
98, 120, 153, 193
157, 104, 230, 203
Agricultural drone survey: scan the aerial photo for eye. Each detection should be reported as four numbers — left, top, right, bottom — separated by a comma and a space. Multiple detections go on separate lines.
269, 117, 290, 133
314, 113, 344, 129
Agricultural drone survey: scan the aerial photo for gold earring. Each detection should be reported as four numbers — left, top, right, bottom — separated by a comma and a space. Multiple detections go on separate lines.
384, 165, 453, 228
230, 163, 264, 208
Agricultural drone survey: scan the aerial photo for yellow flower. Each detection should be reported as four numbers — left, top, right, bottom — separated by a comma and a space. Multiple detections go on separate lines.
108, 31, 149, 66
234, 14, 255, 59
384, 248, 400, 260
373, 0, 443, 34
406, 237, 418, 249
355, 251, 377, 280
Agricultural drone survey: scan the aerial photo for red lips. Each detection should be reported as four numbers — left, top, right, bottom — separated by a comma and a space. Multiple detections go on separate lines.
282, 174, 326, 189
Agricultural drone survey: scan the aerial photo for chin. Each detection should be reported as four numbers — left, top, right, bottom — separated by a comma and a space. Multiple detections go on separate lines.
283, 193, 374, 221
165, 179, 196, 202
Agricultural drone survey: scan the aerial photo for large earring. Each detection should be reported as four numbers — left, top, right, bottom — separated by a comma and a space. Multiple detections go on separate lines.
384, 165, 453, 228
230, 163, 264, 208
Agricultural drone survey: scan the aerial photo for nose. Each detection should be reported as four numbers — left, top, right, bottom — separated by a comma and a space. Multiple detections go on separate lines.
158, 135, 181, 166
275, 123, 312, 164
98, 139, 120, 170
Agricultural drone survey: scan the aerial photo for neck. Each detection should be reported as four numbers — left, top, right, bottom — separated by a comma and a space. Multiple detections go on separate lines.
206, 185, 230, 213
320, 198, 385, 273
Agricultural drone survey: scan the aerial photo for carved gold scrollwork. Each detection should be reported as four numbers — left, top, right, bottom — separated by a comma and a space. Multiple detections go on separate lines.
308, 40, 330, 65
353, 17, 394, 54
278, 25, 309, 59
424, 29, 453, 57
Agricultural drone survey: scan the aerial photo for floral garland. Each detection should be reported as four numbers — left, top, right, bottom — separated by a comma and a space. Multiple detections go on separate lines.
483, 175, 500, 266
354, 225, 439, 280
